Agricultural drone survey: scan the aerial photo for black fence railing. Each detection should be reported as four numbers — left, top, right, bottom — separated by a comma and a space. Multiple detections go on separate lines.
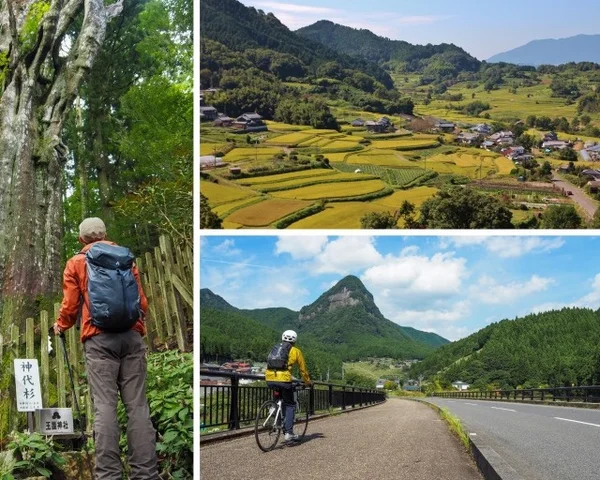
200, 370, 386, 433
433, 385, 600, 403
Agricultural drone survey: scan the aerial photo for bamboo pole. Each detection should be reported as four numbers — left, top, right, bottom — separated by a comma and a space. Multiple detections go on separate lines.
154, 246, 174, 336
40, 311, 50, 408
144, 252, 165, 342
55, 304, 66, 408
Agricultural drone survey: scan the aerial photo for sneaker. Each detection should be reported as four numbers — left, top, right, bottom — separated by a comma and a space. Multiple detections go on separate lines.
284, 433, 300, 442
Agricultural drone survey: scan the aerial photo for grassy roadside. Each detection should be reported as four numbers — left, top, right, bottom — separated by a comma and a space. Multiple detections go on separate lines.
439, 407, 470, 450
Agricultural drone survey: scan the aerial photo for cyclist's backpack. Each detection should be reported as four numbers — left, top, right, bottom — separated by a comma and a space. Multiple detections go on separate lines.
84, 243, 141, 332
267, 342, 292, 370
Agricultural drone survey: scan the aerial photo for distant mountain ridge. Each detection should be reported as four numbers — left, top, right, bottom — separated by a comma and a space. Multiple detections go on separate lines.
200, 275, 449, 364
487, 34, 600, 66
296, 20, 481, 75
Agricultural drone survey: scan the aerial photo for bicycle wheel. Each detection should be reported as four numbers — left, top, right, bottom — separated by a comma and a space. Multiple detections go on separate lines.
255, 400, 281, 452
295, 392, 310, 440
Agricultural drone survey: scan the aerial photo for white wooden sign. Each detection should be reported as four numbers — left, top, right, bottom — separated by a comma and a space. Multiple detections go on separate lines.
14, 359, 42, 412
37, 408, 74, 434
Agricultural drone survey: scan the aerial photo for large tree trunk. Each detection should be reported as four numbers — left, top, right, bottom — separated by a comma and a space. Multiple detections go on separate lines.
0, 0, 123, 328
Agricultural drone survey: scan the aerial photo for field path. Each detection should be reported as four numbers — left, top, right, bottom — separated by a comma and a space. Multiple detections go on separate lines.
552, 174, 599, 219
200, 398, 482, 480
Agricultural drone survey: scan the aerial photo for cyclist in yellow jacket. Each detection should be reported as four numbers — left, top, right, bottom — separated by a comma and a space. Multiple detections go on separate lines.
265, 330, 311, 442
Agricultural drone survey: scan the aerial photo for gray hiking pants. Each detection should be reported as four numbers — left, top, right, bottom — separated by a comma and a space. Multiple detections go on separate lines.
84, 330, 159, 480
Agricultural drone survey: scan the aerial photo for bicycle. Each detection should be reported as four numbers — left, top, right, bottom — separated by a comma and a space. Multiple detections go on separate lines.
254, 382, 309, 452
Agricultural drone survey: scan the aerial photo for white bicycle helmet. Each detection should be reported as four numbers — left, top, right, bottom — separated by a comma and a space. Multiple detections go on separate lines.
282, 330, 297, 342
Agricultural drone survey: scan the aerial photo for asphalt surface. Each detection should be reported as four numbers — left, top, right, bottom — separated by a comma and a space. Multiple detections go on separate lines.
200, 398, 482, 480
428, 398, 600, 480
552, 175, 598, 219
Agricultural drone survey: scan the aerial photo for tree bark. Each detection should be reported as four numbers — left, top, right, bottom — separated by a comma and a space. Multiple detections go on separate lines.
0, 0, 123, 328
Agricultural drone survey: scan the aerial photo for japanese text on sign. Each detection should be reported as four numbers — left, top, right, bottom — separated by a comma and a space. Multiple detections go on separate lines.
14, 359, 42, 412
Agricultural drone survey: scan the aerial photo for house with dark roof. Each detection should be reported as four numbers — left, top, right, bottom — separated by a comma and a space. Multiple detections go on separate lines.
471, 123, 492, 135
232, 112, 267, 132
434, 121, 456, 132
213, 115, 233, 127
457, 132, 481, 145
451, 381, 470, 391
351, 118, 365, 127
365, 117, 394, 133
542, 140, 569, 150
200, 106, 218, 122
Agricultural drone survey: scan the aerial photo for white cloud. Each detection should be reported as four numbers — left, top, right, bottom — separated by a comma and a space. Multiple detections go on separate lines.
212, 239, 241, 257
275, 236, 328, 259
362, 252, 468, 297
312, 236, 383, 274
472, 274, 554, 305
443, 236, 564, 258
531, 273, 600, 313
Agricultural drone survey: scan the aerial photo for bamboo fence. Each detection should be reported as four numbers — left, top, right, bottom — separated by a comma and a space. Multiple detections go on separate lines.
0, 234, 193, 433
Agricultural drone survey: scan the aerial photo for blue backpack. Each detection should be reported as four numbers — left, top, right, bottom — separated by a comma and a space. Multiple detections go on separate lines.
83, 243, 141, 332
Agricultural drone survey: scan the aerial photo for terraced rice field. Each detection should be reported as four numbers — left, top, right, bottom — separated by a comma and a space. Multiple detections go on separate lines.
271, 179, 388, 200
212, 196, 264, 217
326, 140, 363, 149
372, 187, 439, 208
346, 150, 417, 167
326, 152, 353, 162
200, 143, 225, 155
370, 139, 439, 150
333, 163, 427, 187
419, 153, 497, 178
288, 202, 393, 229
264, 121, 311, 131
223, 147, 283, 161
225, 199, 312, 227
494, 156, 516, 175
250, 174, 377, 191
265, 132, 314, 146
237, 169, 337, 186
200, 180, 256, 205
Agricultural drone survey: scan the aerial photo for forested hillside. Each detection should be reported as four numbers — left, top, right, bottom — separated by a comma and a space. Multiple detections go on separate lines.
200, 276, 449, 378
409, 308, 600, 390
297, 20, 481, 79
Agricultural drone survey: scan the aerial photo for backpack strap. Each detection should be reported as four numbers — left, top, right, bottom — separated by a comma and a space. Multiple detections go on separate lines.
75, 251, 87, 330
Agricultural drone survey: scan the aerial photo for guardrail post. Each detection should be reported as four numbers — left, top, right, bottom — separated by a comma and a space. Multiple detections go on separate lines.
328, 384, 333, 409
228, 373, 239, 430
351, 387, 355, 408
341, 387, 346, 410
360, 388, 363, 407
309, 385, 315, 415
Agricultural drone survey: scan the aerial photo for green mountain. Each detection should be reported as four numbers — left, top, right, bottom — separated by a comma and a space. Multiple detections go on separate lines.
296, 20, 481, 78
200, 275, 449, 370
409, 308, 600, 390
200, 0, 393, 88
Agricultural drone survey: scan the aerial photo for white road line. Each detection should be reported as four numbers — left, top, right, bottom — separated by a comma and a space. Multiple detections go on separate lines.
465, 403, 478, 406
555, 417, 600, 428
469, 433, 477, 436
491, 407, 517, 412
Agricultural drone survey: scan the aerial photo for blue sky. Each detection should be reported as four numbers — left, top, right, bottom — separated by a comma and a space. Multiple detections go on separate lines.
200, 235, 600, 342
239, 0, 600, 59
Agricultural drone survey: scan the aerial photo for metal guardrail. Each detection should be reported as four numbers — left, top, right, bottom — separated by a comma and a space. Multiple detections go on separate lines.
200, 369, 386, 432
433, 385, 600, 403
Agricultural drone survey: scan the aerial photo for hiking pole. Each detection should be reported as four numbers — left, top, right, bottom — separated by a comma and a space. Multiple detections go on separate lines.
51, 327, 95, 479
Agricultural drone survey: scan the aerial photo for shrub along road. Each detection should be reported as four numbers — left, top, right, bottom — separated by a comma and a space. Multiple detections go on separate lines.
200, 398, 482, 480
428, 398, 600, 480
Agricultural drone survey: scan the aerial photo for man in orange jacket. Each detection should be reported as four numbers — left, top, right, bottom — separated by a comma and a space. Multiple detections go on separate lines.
53, 217, 159, 480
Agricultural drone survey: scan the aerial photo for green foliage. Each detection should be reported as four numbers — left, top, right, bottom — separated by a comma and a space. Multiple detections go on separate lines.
118, 351, 193, 478
411, 308, 600, 389
558, 147, 577, 161
440, 408, 470, 450
360, 212, 397, 229
6, 432, 65, 478
344, 371, 376, 389
19, 1, 50, 53
275, 203, 326, 229
420, 187, 514, 229
200, 193, 223, 229
540, 205, 582, 229
274, 97, 338, 129
0, 52, 8, 88
383, 380, 398, 390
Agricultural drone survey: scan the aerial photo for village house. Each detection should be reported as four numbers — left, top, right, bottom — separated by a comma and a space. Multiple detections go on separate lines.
200, 105, 218, 122
365, 117, 394, 133
233, 112, 267, 132
403, 380, 420, 392
489, 131, 515, 146
471, 123, 492, 135
512, 154, 534, 163
457, 132, 481, 145
351, 118, 365, 127
581, 169, 600, 181
542, 140, 569, 150
583, 144, 600, 161
588, 181, 600, 194
213, 115, 234, 127
199, 155, 226, 169
542, 132, 558, 142
481, 140, 495, 150
434, 121, 456, 132
451, 381, 470, 391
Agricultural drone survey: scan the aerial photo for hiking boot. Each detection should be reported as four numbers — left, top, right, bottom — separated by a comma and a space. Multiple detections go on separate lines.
284, 433, 300, 442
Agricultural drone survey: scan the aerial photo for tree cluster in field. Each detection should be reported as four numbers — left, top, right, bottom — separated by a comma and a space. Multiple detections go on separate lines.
360, 187, 584, 230
409, 308, 600, 390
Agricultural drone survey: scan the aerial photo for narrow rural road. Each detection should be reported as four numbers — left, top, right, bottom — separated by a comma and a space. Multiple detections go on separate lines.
552, 174, 598, 219
200, 398, 482, 480
428, 398, 600, 480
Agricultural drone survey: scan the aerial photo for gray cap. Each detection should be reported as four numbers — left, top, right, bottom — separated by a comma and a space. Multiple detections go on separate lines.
79, 217, 106, 243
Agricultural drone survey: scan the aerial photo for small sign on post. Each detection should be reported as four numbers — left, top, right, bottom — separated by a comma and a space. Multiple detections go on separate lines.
37, 409, 74, 435
14, 359, 42, 412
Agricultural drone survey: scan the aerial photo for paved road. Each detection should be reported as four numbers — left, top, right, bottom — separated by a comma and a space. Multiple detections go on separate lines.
428, 398, 600, 480
552, 175, 598, 219
200, 399, 482, 480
